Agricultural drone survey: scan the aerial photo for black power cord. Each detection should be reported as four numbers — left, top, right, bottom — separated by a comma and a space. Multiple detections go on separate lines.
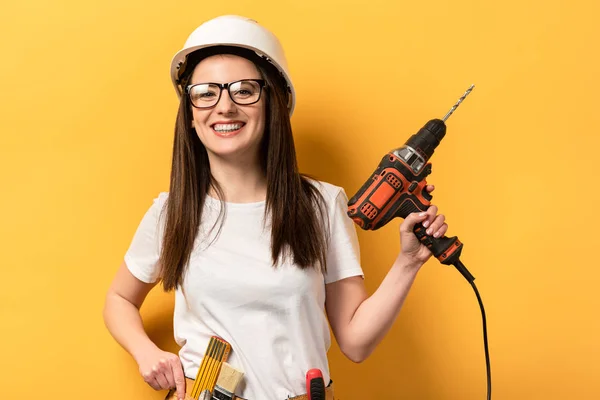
412, 227, 491, 399
470, 279, 491, 400
454, 260, 491, 400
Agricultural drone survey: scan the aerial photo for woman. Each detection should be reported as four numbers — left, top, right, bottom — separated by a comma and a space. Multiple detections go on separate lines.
103, 15, 448, 400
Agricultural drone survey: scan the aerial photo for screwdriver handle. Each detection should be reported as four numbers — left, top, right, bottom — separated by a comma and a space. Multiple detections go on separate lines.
306, 369, 325, 400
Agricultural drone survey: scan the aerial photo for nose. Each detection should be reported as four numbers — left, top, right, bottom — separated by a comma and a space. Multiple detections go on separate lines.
215, 89, 237, 115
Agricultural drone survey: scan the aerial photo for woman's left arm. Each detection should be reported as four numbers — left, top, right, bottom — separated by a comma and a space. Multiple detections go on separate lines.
325, 199, 447, 363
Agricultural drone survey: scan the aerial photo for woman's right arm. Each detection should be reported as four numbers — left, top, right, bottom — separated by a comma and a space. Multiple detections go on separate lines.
103, 260, 186, 400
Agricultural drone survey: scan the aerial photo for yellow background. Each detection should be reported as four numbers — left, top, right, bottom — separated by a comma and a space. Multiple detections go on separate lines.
1, 0, 599, 399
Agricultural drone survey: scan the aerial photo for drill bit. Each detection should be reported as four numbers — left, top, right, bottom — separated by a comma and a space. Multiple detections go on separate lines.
442, 84, 475, 122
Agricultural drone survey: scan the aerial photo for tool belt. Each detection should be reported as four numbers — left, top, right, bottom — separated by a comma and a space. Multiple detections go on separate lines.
165, 377, 335, 400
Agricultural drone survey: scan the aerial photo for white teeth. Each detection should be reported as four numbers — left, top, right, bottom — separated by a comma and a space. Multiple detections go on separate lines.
213, 123, 243, 132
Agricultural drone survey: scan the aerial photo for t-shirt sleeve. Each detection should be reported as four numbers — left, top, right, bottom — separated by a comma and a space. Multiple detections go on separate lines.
124, 192, 168, 283
323, 188, 364, 284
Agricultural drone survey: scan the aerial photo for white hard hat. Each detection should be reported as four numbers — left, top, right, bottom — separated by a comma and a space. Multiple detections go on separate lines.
170, 15, 296, 115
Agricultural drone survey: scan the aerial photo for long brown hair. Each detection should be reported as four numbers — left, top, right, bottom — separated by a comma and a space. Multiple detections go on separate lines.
159, 46, 329, 291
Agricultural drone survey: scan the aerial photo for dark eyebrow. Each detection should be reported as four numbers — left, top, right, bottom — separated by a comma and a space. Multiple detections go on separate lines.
189, 78, 263, 85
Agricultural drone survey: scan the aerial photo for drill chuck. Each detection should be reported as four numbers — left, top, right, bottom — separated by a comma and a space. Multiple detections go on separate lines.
404, 83, 474, 163
405, 118, 447, 162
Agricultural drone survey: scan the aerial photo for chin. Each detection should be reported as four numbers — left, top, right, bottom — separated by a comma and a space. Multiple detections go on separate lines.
207, 142, 259, 160
200, 132, 262, 160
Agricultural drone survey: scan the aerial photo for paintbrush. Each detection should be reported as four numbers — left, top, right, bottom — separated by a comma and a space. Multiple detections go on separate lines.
211, 362, 244, 400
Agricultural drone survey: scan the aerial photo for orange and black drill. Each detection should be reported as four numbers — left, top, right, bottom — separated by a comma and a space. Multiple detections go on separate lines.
347, 85, 475, 282
348, 88, 493, 399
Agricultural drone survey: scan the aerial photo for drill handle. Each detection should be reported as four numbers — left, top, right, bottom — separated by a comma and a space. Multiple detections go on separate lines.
412, 224, 475, 282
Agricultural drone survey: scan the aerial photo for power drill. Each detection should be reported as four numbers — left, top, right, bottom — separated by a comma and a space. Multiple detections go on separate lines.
347, 85, 475, 282
348, 87, 493, 399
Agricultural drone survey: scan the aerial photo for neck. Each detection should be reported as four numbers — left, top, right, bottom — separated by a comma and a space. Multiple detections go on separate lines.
207, 153, 267, 203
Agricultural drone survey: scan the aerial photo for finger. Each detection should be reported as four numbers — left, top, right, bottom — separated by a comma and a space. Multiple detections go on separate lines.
422, 205, 438, 229
162, 371, 176, 392
426, 184, 435, 192
158, 359, 176, 389
153, 365, 170, 389
170, 357, 187, 400
400, 211, 429, 233
433, 223, 448, 238
142, 370, 159, 390
426, 214, 445, 236
146, 376, 162, 391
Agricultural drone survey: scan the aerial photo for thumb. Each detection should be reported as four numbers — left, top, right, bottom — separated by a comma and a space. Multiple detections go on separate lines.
400, 211, 428, 234
171, 358, 186, 400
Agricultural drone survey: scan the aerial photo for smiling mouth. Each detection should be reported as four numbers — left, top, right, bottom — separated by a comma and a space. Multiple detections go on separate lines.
212, 122, 245, 133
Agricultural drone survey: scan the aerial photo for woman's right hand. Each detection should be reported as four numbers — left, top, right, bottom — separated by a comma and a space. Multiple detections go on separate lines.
103, 263, 186, 398
136, 347, 186, 400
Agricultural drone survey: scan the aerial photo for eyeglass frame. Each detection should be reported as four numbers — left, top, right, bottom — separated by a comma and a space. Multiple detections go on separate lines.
185, 79, 267, 109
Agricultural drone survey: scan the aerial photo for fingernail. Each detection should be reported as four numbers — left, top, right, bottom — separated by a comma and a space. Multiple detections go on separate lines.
433, 231, 441, 238
422, 220, 430, 228
419, 212, 427, 217
426, 228, 433, 235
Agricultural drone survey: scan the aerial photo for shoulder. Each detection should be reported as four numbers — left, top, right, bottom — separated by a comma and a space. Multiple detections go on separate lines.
150, 191, 170, 209
155, 191, 169, 204
142, 191, 170, 220
303, 177, 346, 205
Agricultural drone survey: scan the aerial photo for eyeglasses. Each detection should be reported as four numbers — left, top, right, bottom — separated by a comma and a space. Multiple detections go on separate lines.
185, 79, 267, 109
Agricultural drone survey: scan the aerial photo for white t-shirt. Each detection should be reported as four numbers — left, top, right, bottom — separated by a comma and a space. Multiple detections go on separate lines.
124, 180, 364, 400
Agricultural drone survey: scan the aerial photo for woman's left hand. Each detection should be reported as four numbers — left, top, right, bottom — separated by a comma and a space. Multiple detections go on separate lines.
398, 185, 448, 266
